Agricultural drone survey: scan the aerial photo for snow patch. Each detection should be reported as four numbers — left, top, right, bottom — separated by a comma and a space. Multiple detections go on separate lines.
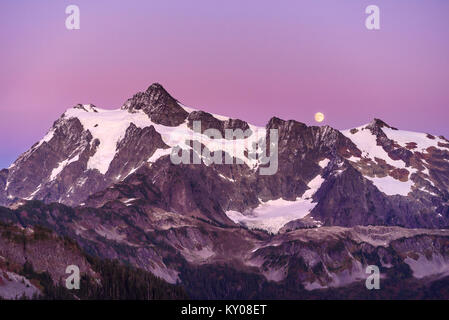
226, 173, 324, 233
318, 158, 330, 169
50, 155, 80, 180
342, 125, 407, 168
218, 174, 235, 182
366, 175, 413, 196
404, 254, 449, 279
383, 127, 448, 153
148, 148, 171, 163
64, 105, 264, 175
24, 184, 42, 200
0, 270, 40, 299
94, 225, 126, 241
122, 198, 138, 206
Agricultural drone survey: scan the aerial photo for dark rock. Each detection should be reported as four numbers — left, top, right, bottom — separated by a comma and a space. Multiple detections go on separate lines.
123, 83, 189, 126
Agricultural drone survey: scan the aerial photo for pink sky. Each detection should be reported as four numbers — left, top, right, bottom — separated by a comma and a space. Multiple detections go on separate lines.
1, 0, 449, 168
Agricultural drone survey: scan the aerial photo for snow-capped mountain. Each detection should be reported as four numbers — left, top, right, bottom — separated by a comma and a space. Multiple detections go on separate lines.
1, 83, 448, 232
1, 83, 449, 299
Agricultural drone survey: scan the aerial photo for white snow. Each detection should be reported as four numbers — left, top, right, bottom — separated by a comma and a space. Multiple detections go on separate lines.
383, 127, 448, 152
303, 175, 324, 199
226, 199, 315, 234
218, 174, 235, 182
147, 148, 171, 163
36, 128, 55, 148
24, 184, 42, 200
346, 156, 360, 162
210, 113, 229, 121
366, 175, 413, 196
122, 198, 138, 206
64, 107, 155, 174
404, 254, 449, 279
63, 103, 265, 175
341, 124, 449, 196
122, 167, 139, 179
418, 187, 438, 197
179, 103, 231, 122
50, 155, 80, 180
342, 125, 407, 168
318, 159, 330, 168
0, 270, 40, 299
225, 173, 325, 233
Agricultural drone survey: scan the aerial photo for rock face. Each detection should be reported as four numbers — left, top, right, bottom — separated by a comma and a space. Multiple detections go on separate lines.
123, 83, 189, 126
1, 83, 449, 299
1, 202, 449, 299
186, 110, 251, 137
1, 83, 448, 231
0, 221, 97, 299
105, 123, 169, 180
1, 106, 169, 207
0, 223, 96, 283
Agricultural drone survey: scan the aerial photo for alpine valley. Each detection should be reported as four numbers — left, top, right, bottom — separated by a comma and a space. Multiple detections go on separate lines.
1, 83, 449, 299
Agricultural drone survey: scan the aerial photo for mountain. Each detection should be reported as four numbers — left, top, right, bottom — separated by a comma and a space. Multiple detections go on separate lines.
1, 83, 449, 299
1, 202, 448, 299
2, 83, 448, 230
0, 219, 187, 300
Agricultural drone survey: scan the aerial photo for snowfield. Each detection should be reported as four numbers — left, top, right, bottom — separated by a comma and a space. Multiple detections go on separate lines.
225, 173, 324, 233
365, 175, 413, 196
342, 125, 407, 169
383, 127, 448, 152
341, 124, 433, 196
62, 104, 266, 175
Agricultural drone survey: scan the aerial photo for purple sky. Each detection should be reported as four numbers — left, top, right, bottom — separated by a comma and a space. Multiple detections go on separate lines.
1, 0, 449, 168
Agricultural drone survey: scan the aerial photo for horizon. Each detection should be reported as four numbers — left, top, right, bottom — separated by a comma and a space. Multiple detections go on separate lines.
1, 80, 447, 169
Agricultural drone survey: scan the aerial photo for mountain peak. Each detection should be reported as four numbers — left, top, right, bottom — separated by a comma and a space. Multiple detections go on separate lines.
122, 83, 188, 126
72, 103, 98, 113
146, 82, 166, 94
144, 83, 178, 108
368, 118, 397, 130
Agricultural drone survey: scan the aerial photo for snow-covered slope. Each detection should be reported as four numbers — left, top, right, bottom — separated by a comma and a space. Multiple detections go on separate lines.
226, 173, 324, 233
342, 125, 408, 168
342, 120, 449, 197
62, 104, 265, 174
1, 84, 268, 207
0, 270, 40, 299
1, 84, 448, 233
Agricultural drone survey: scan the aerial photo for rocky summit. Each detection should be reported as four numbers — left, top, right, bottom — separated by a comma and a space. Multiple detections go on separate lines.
1, 83, 448, 299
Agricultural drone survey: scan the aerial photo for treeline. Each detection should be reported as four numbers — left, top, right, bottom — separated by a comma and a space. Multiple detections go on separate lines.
178, 262, 449, 300
22, 258, 187, 300
15, 254, 449, 300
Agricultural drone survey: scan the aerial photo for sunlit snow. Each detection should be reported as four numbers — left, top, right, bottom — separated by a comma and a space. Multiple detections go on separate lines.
63, 103, 265, 175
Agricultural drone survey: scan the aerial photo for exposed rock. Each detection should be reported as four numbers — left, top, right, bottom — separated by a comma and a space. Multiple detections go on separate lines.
122, 83, 188, 126
187, 111, 224, 133
105, 123, 169, 180
186, 110, 251, 138
1, 202, 449, 298
0, 84, 448, 233
279, 216, 322, 232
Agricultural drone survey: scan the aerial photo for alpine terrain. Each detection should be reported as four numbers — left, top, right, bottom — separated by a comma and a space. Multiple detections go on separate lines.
1, 83, 449, 299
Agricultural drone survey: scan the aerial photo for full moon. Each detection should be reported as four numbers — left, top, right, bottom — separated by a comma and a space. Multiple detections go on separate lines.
314, 112, 325, 123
